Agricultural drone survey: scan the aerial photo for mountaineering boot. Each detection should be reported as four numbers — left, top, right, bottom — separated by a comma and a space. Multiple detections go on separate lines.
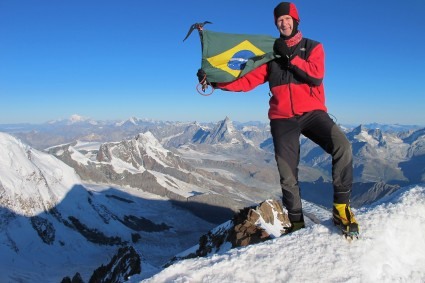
333, 203, 359, 238
282, 221, 305, 235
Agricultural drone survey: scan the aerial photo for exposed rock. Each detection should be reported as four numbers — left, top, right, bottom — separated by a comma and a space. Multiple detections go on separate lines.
60, 246, 141, 283
230, 199, 289, 247
68, 216, 124, 246
30, 216, 55, 245
120, 215, 171, 232
166, 199, 290, 266
60, 272, 84, 283
88, 246, 141, 283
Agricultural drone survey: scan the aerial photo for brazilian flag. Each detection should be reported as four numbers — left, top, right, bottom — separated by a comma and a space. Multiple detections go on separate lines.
201, 30, 277, 83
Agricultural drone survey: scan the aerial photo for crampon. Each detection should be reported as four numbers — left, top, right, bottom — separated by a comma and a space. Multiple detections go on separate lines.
333, 221, 359, 241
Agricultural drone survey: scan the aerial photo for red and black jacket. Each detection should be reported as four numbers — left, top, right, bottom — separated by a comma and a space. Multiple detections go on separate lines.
217, 37, 327, 120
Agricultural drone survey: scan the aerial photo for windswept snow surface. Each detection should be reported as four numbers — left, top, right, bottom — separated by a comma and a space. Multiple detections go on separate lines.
137, 185, 425, 283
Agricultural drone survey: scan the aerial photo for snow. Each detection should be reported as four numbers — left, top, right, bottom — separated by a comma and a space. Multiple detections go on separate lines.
242, 126, 261, 132
73, 140, 103, 151
0, 132, 81, 215
69, 114, 86, 123
177, 145, 233, 161
2, 132, 425, 282
255, 201, 289, 238
357, 129, 379, 146
97, 132, 171, 173
69, 145, 91, 165
149, 170, 209, 198
160, 131, 186, 144
110, 152, 145, 174
115, 117, 139, 126
135, 185, 425, 283
137, 132, 171, 168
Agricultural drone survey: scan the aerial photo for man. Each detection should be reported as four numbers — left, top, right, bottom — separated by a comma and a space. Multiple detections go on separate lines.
197, 2, 359, 236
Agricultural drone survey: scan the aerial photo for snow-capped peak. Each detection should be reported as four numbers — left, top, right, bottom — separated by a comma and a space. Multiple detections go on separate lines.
201, 117, 245, 145
135, 131, 171, 159
47, 114, 97, 125
116, 117, 140, 127
69, 114, 86, 123
0, 132, 81, 215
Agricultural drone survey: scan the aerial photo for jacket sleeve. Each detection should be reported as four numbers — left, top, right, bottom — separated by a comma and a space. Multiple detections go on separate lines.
289, 43, 324, 86
216, 64, 268, 92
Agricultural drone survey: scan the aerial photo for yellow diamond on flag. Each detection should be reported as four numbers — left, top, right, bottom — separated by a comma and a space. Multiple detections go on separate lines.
207, 40, 266, 78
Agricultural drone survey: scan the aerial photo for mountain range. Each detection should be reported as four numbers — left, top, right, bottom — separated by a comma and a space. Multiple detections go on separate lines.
6, 116, 423, 200
1, 116, 424, 281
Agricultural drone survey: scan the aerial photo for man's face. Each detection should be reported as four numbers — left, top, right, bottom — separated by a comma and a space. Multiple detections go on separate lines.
276, 15, 294, 37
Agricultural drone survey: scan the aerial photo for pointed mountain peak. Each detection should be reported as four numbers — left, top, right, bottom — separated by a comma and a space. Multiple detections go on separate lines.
210, 118, 234, 138
116, 117, 140, 127
352, 124, 367, 134
128, 116, 139, 125
135, 131, 159, 144
217, 116, 235, 132
198, 117, 249, 145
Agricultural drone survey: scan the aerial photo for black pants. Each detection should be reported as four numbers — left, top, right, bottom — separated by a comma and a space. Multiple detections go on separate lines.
270, 110, 353, 223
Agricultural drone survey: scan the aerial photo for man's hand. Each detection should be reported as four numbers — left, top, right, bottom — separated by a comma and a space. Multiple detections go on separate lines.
196, 69, 217, 94
273, 38, 291, 66
197, 69, 207, 83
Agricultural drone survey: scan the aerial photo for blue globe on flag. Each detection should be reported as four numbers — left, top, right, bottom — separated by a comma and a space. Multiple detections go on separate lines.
228, 50, 256, 70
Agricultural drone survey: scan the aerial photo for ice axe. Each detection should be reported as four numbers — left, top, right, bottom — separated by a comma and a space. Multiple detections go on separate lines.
182, 21, 212, 42
183, 21, 214, 96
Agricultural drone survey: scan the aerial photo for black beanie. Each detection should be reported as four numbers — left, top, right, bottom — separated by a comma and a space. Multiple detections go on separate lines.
273, 2, 300, 23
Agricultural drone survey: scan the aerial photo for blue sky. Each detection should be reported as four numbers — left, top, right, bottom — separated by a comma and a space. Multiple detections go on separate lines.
1, 0, 424, 125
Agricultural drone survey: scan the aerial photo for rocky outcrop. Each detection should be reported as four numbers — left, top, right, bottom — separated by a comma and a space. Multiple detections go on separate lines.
61, 246, 141, 283
230, 199, 290, 247
166, 199, 290, 266
88, 246, 141, 283
30, 216, 55, 245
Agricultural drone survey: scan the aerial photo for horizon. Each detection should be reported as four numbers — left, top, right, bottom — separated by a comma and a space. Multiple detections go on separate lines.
1, 0, 425, 125
0, 113, 424, 128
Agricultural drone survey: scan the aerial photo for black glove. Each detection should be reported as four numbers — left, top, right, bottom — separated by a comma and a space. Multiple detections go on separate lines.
273, 38, 291, 66
196, 68, 218, 92
197, 69, 207, 83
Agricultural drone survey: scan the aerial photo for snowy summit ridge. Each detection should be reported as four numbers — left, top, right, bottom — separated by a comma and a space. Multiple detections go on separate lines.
137, 184, 425, 283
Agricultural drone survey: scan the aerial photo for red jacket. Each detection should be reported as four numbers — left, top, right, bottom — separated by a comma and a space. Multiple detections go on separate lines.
217, 37, 327, 120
